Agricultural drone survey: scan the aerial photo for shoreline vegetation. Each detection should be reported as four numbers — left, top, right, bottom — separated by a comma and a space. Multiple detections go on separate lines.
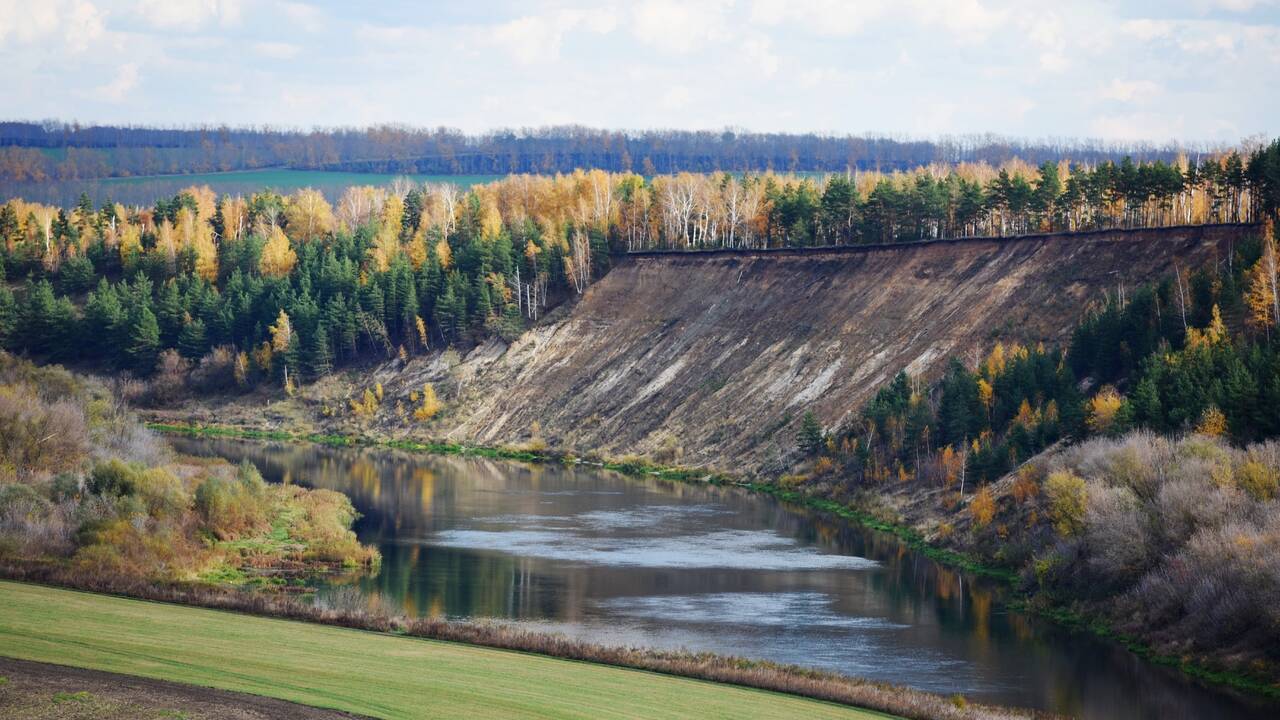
145, 419, 1280, 701
0, 572, 1046, 720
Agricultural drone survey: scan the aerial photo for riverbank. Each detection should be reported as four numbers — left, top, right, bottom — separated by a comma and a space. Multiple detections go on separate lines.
0, 572, 1043, 720
145, 420, 1280, 702
0, 580, 905, 720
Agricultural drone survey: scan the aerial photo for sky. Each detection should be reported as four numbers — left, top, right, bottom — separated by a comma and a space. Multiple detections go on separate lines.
0, 0, 1277, 144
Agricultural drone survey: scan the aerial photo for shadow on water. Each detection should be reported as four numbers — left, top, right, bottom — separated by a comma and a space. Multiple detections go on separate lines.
170, 436, 1280, 720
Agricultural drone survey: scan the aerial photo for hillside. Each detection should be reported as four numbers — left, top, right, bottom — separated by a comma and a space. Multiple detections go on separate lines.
344, 225, 1246, 471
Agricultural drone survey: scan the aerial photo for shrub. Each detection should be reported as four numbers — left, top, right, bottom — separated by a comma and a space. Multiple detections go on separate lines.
969, 486, 995, 528
194, 462, 269, 540
1237, 459, 1279, 501
87, 459, 141, 497
191, 346, 238, 392
413, 384, 442, 421
0, 383, 88, 479
0, 483, 51, 524
276, 484, 376, 567
1045, 470, 1087, 536
145, 349, 190, 406
1011, 465, 1040, 503
134, 467, 190, 520
350, 388, 379, 417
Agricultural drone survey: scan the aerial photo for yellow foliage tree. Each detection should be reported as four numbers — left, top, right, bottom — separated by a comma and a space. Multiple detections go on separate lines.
269, 310, 293, 353
259, 226, 297, 277
413, 384, 442, 421
1195, 406, 1228, 437
969, 485, 996, 528
284, 188, 335, 242
984, 342, 1006, 378
219, 196, 248, 241
252, 342, 273, 373
191, 219, 218, 281
118, 223, 142, 261
435, 238, 452, 270
977, 378, 994, 419
1045, 470, 1088, 536
1185, 304, 1228, 349
1245, 232, 1278, 336
1087, 386, 1125, 435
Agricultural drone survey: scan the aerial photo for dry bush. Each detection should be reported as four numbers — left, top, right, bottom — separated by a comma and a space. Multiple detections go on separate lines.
145, 350, 190, 406
0, 483, 74, 557
191, 346, 238, 393
0, 384, 88, 480
1033, 433, 1280, 669
1011, 465, 1040, 504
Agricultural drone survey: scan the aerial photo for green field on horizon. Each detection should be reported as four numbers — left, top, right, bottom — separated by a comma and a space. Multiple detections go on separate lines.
0, 169, 505, 207
0, 581, 890, 720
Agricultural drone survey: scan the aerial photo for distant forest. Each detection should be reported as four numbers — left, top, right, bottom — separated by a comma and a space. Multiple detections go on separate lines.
0, 121, 1211, 182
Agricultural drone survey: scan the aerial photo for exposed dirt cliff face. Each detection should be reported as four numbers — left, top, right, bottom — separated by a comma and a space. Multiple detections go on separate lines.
398, 225, 1248, 473
156, 226, 1254, 473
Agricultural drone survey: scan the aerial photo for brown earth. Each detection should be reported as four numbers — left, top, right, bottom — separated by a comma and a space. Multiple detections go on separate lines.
0, 657, 366, 720
156, 224, 1255, 474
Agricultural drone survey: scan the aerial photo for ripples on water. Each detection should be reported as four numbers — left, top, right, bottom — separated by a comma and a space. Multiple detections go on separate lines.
430, 505, 879, 570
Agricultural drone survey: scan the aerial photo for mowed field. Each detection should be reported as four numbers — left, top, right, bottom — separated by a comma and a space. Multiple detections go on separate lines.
0, 582, 891, 720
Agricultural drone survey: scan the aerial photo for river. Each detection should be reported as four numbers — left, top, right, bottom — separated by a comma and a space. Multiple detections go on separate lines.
170, 436, 1279, 720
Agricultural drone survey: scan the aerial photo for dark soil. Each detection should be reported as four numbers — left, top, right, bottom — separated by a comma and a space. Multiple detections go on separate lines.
0, 657, 367, 720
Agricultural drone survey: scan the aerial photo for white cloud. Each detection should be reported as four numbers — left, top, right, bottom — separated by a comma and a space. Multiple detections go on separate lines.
633, 0, 732, 52
253, 41, 300, 59
741, 31, 778, 76
135, 0, 241, 29
1207, 0, 1276, 10
1121, 18, 1174, 41
749, 0, 889, 36
0, 0, 102, 53
660, 84, 691, 110
94, 61, 139, 102
486, 8, 617, 65
1100, 79, 1162, 103
1025, 13, 1069, 72
1091, 112, 1187, 142
912, 0, 1006, 42
279, 1, 323, 33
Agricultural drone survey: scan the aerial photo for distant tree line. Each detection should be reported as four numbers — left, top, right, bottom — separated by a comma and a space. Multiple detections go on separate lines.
0, 120, 1203, 182
0, 141, 1276, 390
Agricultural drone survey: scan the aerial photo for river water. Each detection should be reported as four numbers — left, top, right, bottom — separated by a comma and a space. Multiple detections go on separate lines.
170, 437, 1278, 719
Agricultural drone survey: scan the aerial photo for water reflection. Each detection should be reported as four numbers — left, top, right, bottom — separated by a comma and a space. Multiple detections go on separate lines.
170, 437, 1279, 720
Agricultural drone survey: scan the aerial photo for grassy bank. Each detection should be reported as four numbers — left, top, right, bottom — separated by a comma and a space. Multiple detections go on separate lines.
0, 580, 895, 720
147, 421, 714, 482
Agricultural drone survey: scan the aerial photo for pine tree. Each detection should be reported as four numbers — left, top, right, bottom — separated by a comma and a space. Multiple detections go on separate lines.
127, 305, 161, 373
156, 280, 185, 348
798, 411, 826, 456
177, 317, 208, 360
306, 322, 332, 378
0, 284, 15, 350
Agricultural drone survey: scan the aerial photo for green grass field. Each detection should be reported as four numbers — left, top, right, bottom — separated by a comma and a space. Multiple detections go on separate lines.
95, 168, 504, 189
0, 582, 892, 720
2, 169, 505, 206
